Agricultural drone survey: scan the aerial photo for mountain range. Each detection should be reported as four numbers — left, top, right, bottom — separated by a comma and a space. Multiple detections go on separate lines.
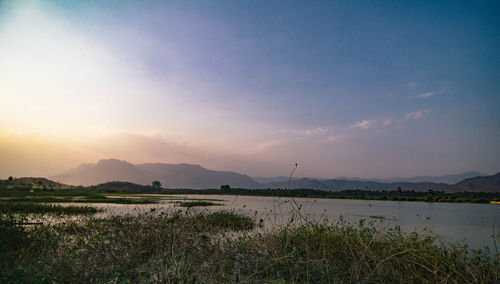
332, 171, 486, 184
52, 159, 259, 189
51, 159, 499, 192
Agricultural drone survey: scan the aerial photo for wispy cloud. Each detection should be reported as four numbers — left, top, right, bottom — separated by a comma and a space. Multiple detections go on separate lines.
325, 134, 344, 142
414, 92, 435, 99
278, 127, 330, 136
407, 82, 417, 88
299, 127, 329, 136
406, 108, 431, 120
350, 120, 375, 129
251, 139, 287, 152
277, 127, 344, 144
382, 119, 392, 126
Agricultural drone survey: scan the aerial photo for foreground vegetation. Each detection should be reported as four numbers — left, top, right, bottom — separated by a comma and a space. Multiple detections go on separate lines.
1, 208, 498, 283
0, 202, 101, 215
174, 200, 223, 208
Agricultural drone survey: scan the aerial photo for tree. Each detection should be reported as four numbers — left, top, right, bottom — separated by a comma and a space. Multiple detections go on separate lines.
427, 189, 434, 197
152, 180, 162, 189
396, 186, 403, 197
220, 184, 231, 191
8, 176, 13, 182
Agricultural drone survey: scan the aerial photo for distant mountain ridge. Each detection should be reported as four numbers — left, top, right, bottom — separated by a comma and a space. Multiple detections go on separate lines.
52, 159, 259, 189
260, 174, 500, 193
332, 171, 486, 184
263, 178, 453, 192
52, 159, 499, 192
453, 172, 500, 192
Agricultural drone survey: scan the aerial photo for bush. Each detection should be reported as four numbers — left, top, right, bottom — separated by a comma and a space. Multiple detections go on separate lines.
0, 211, 497, 283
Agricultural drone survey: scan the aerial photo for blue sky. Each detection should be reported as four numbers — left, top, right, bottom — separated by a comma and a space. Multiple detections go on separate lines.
0, 0, 499, 178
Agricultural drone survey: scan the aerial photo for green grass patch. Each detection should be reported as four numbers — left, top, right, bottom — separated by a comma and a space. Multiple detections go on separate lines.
84, 194, 107, 199
2, 196, 157, 204
174, 200, 222, 207
197, 211, 255, 230
0, 202, 101, 215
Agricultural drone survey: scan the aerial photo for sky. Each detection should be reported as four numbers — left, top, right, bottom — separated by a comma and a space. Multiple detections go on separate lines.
1, 0, 499, 179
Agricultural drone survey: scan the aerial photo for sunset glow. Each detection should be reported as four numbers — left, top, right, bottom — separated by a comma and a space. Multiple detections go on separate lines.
1, 0, 499, 178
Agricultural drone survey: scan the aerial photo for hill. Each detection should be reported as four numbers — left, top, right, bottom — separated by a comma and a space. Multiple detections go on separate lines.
264, 178, 453, 192
0, 177, 67, 190
263, 173, 500, 193
52, 159, 499, 192
452, 172, 500, 192
52, 159, 259, 189
89, 181, 159, 193
333, 171, 486, 184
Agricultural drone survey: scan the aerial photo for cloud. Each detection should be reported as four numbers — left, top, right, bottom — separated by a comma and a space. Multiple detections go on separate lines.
382, 119, 392, 126
325, 135, 344, 142
414, 92, 435, 99
279, 127, 329, 136
302, 127, 329, 136
407, 82, 417, 88
276, 127, 344, 144
406, 109, 431, 120
251, 139, 287, 152
350, 120, 375, 129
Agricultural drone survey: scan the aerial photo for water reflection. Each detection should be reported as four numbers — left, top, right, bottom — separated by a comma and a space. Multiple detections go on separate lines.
56, 194, 500, 252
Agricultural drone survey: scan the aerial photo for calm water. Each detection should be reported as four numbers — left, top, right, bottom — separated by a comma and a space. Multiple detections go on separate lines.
80, 195, 500, 252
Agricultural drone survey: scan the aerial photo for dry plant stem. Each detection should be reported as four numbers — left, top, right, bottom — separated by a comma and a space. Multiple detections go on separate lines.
493, 218, 500, 279
286, 163, 313, 226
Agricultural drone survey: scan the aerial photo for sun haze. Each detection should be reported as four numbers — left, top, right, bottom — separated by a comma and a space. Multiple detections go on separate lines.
1, 1, 499, 178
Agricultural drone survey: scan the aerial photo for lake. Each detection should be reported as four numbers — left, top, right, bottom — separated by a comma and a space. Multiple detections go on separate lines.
82, 194, 500, 252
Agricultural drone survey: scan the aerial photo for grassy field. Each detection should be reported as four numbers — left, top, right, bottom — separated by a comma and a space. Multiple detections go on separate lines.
1, 206, 498, 283
0, 189, 159, 205
0, 202, 101, 215
174, 200, 223, 208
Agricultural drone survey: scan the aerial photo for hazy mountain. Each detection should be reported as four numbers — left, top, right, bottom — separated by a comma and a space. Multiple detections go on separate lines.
135, 163, 258, 189
452, 172, 500, 192
264, 173, 500, 193
334, 171, 486, 184
52, 159, 499, 192
53, 159, 151, 186
252, 176, 291, 183
52, 159, 259, 189
375, 172, 486, 184
257, 172, 486, 186
263, 178, 453, 192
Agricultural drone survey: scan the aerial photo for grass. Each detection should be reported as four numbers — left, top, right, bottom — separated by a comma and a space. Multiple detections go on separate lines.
0, 202, 101, 215
162, 188, 500, 204
1, 195, 158, 204
197, 211, 255, 230
174, 200, 222, 208
0, 182, 498, 282
0, 207, 498, 283
226, 221, 499, 283
2, 197, 157, 204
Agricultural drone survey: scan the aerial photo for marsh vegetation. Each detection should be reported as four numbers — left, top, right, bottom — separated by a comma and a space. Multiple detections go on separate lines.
1, 207, 498, 283
1, 181, 499, 282
174, 200, 223, 208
